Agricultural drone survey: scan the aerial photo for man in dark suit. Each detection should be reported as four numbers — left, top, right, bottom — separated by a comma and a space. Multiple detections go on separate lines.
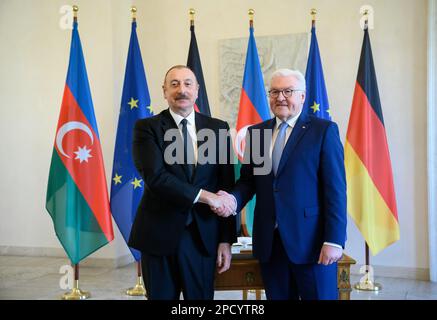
217, 69, 347, 300
129, 65, 236, 300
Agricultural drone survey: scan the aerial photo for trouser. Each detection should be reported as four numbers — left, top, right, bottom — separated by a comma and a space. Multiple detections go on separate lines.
141, 223, 216, 300
259, 230, 338, 300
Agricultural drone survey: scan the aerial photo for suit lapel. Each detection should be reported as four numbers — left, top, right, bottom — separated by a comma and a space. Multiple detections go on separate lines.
192, 112, 209, 183
160, 109, 188, 180
276, 112, 311, 177
262, 118, 276, 162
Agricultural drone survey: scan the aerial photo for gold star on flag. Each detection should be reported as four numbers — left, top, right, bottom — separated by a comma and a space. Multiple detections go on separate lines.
128, 97, 139, 109
131, 177, 143, 189
113, 173, 122, 185
326, 108, 332, 116
310, 101, 320, 113
147, 105, 155, 114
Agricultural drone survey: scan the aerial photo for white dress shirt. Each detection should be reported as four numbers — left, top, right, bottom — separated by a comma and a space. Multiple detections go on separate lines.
168, 108, 202, 203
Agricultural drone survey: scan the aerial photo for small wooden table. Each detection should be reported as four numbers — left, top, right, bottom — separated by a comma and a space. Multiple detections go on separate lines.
215, 252, 356, 300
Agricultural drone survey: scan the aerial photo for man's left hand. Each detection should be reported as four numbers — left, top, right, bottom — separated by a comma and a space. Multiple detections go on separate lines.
216, 243, 232, 274
318, 244, 343, 265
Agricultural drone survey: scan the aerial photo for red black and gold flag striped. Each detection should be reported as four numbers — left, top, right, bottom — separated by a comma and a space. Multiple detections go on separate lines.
187, 23, 211, 116
345, 27, 400, 255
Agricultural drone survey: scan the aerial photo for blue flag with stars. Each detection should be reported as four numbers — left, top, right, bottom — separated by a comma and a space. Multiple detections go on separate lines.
303, 25, 331, 120
110, 21, 153, 261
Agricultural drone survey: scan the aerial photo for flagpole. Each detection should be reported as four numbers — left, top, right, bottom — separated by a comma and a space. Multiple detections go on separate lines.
248, 8, 254, 28
353, 10, 382, 292
62, 263, 91, 300
189, 8, 195, 27
123, 7, 147, 298
60, 6, 90, 300
311, 8, 316, 27
131, 5, 136, 22
73, 4, 78, 22
126, 260, 147, 296
239, 8, 256, 237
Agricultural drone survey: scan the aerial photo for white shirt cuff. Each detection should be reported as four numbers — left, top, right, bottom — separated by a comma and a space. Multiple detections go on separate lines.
229, 194, 238, 216
193, 189, 202, 204
323, 242, 343, 249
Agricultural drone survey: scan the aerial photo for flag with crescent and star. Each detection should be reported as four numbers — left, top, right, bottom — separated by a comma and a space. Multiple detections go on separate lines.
235, 26, 271, 236
110, 20, 153, 261
303, 25, 331, 120
46, 20, 114, 264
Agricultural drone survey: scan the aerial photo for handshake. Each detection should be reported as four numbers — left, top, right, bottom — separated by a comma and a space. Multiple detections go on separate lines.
201, 190, 237, 218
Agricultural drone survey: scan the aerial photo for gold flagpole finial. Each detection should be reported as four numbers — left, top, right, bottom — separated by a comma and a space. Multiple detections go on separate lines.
311, 8, 317, 27
131, 6, 137, 21
73, 5, 78, 20
311, 8, 317, 20
363, 9, 369, 30
248, 9, 254, 27
189, 8, 195, 26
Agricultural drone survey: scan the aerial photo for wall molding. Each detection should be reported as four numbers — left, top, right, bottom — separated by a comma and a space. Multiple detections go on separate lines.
350, 264, 429, 281
0, 246, 134, 268
1, 245, 430, 281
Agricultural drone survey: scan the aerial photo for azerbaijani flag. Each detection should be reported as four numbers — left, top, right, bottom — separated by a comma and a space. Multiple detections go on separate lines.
187, 23, 211, 116
46, 20, 114, 264
303, 25, 331, 120
345, 27, 400, 255
235, 26, 270, 236
110, 20, 152, 262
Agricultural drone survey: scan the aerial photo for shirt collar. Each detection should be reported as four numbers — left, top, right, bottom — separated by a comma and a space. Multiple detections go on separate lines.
275, 109, 302, 130
169, 108, 195, 127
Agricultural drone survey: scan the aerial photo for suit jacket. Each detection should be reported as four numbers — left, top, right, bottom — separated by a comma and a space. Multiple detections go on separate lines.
233, 112, 347, 264
128, 109, 236, 256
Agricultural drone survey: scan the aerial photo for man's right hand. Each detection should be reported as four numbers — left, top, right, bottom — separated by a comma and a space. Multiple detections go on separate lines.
199, 190, 237, 217
211, 190, 237, 217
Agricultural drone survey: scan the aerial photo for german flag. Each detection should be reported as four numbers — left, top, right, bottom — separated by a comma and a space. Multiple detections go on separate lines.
187, 23, 211, 116
345, 27, 400, 255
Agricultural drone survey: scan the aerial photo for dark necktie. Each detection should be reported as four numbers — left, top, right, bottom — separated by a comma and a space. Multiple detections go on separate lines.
180, 118, 195, 182
181, 118, 195, 226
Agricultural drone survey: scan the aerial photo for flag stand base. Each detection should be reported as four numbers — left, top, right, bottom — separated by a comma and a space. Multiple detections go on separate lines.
126, 277, 147, 296
61, 280, 90, 300
353, 277, 382, 291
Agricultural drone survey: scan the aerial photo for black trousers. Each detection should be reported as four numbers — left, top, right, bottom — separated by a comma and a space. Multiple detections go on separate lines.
141, 223, 216, 300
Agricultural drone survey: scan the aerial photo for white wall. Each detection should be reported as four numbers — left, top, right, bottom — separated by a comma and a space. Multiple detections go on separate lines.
0, 0, 429, 275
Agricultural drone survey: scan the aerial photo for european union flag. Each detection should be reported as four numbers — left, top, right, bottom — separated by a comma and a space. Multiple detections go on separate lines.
110, 21, 153, 261
303, 25, 331, 120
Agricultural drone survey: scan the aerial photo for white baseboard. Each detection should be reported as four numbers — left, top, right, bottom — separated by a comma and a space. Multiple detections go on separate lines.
1, 245, 430, 281
0, 246, 134, 268
350, 264, 430, 281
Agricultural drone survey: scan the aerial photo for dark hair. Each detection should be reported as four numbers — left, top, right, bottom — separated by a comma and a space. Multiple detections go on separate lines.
163, 65, 197, 85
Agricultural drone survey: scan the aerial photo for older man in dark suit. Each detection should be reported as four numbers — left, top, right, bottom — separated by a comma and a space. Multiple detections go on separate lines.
129, 65, 236, 300
217, 69, 347, 300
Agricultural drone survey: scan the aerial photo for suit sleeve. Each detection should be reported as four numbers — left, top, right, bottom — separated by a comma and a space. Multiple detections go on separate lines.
320, 122, 347, 247
232, 128, 257, 212
133, 120, 200, 211
217, 122, 237, 244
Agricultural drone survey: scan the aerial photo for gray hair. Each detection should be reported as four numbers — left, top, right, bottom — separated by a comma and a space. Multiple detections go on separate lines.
270, 69, 306, 91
